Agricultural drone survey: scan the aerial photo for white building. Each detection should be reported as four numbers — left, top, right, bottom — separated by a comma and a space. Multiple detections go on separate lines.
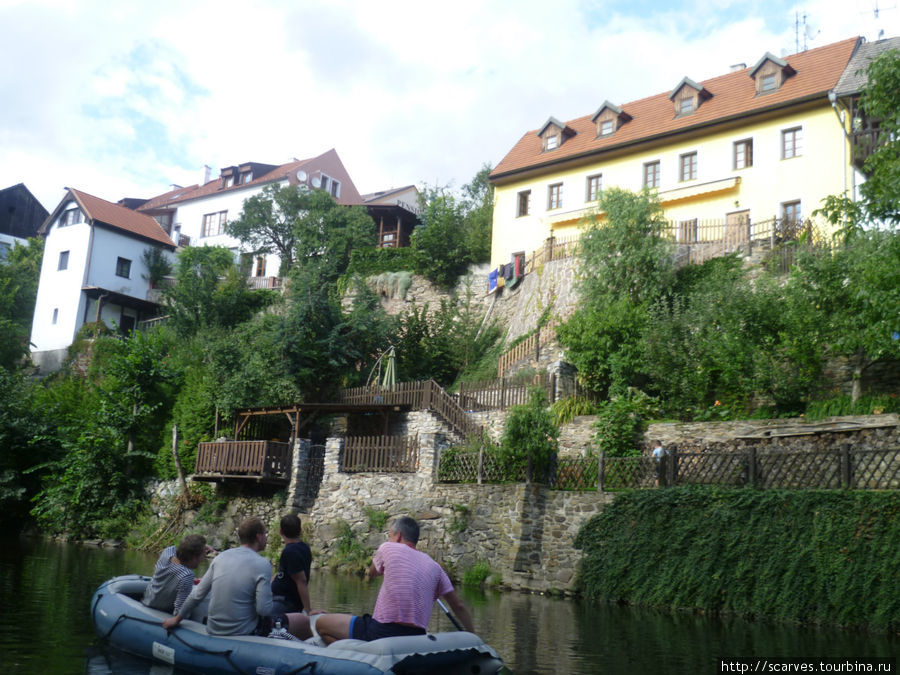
30, 188, 176, 372
136, 149, 363, 282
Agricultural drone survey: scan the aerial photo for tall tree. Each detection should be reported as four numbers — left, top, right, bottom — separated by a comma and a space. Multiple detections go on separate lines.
557, 188, 674, 396
0, 237, 44, 370
229, 185, 376, 278
164, 246, 274, 337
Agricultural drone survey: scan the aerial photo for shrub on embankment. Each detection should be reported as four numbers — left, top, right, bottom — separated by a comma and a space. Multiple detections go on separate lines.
575, 487, 900, 631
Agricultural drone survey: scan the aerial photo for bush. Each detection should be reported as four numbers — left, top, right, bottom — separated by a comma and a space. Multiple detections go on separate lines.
499, 388, 559, 480
575, 487, 900, 631
462, 561, 492, 588
593, 393, 649, 458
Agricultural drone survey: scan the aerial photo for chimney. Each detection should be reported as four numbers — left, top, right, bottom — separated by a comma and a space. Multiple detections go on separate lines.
203, 165, 212, 184
730, 63, 747, 72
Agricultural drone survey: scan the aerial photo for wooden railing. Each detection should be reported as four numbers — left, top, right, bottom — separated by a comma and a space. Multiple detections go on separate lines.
342, 435, 418, 473
496, 323, 559, 378
195, 440, 292, 480
459, 372, 556, 411
247, 276, 284, 290
340, 380, 482, 439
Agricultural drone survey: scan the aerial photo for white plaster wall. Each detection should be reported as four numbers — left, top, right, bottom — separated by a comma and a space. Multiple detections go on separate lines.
30, 218, 92, 353
85, 226, 168, 299
172, 182, 286, 274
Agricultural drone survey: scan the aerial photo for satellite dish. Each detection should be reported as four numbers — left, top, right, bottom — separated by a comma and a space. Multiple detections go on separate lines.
311, 175, 322, 188
296, 169, 308, 183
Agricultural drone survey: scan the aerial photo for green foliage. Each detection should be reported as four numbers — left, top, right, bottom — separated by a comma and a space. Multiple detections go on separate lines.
0, 368, 55, 528
141, 247, 173, 287
787, 232, 900, 401
575, 488, 900, 631
450, 504, 470, 533
394, 280, 502, 387
29, 330, 181, 537
194, 492, 228, 525
461, 560, 492, 588
558, 188, 674, 396
330, 520, 373, 574
804, 393, 900, 420
593, 393, 646, 458
0, 237, 43, 369
551, 396, 599, 426
500, 388, 559, 479
95, 499, 152, 540
164, 246, 275, 338
411, 166, 493, 289
343, 246, 416, 280
364, 507, 389, 532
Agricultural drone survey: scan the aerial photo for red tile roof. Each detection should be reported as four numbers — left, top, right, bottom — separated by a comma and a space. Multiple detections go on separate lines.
137, 149, 363, 210
491, 37, 860, 181
69, 189, 175, 248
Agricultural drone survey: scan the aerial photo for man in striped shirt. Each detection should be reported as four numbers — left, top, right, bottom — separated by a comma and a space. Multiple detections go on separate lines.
142, 534, 208, 615
315, 517, 474, 643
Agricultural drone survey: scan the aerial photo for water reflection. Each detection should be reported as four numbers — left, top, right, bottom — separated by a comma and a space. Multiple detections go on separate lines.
1, 537, 897, 675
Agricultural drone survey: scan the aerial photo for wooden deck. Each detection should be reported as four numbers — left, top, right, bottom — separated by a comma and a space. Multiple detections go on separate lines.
194, 440, 292, 483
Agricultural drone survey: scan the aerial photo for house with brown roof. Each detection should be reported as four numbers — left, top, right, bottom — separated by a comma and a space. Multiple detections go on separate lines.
29, 188, 176, 372
361, 185, 420, 249
488, 36, 866, 267
134, 148, 364, 282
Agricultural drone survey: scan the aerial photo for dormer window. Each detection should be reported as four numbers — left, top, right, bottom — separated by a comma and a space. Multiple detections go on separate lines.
59, 207, 84, 227
591, 101, 632, 138
537, 116, 575, 152
669, 77, 710, 117
750, 52, 796, 95
241, 171, 253, 184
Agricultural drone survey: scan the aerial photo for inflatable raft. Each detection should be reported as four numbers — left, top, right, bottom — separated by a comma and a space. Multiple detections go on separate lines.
91, 575, 506, 674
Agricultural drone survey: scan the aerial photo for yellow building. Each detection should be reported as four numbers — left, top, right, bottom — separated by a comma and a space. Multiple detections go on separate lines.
489, 37, 862, 268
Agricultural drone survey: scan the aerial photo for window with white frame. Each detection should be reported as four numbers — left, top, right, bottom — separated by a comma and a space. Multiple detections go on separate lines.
59, 208, 84, 227
201, 210, 228, 237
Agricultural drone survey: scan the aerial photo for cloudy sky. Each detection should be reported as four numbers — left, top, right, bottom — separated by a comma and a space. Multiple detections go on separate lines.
2, 0, 898, 211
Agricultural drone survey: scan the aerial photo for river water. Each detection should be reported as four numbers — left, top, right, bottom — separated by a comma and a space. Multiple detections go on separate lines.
1, 537, 896, 674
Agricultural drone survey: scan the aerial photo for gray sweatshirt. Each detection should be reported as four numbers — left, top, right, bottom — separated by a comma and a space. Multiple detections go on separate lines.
179, 545, 273, 636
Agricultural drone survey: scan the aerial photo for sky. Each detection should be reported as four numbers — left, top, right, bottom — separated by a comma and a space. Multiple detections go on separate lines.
2, 0, 899, 212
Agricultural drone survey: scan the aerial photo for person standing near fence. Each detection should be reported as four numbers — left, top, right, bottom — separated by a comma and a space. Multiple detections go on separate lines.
652, 440, 667, 486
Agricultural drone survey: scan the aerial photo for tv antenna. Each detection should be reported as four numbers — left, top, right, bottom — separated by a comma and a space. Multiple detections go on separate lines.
795, 12, 820, 52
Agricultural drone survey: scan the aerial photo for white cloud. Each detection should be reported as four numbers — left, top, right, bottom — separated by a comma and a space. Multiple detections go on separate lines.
1, 0, 898, 211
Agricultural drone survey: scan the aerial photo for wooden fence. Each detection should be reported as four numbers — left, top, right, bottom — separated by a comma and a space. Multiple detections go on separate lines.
437, 445, 900, 491
339, 380, 482, 439
342, 435, 418, 473
459, 372, 556, 411
495, 324, 559, 378
194, 440, 292, 480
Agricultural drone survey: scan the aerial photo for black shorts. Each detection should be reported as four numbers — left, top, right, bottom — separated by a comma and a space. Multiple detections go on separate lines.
349, 614, 426, 641
253, 613, 289, 636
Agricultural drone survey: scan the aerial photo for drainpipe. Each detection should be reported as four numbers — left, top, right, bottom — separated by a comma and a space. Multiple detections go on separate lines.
828, 90, 850, 201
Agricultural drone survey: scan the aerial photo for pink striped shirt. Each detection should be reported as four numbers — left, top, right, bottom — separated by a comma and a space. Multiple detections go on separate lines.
371, 542, 453, 630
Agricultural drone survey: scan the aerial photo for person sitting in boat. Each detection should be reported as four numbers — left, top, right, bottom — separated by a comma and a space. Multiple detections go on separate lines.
142, 533, 209, 615
271, 513, 314, 616
315, 516, 474, 643
161, 517, 312, 639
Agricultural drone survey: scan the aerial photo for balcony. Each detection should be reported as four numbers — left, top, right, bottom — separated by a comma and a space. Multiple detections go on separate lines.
194, 440, 292, 483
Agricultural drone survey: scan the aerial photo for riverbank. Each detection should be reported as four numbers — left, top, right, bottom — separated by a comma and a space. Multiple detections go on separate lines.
576, 486, 900, 633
